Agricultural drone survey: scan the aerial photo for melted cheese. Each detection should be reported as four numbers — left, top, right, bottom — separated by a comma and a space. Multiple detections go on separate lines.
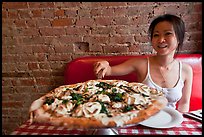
126, 93, 150, 105
112, 102, 123, 108
114, 81, 129, 87
98, 94, 110, 103
51, 98, 62, 111
61, 95, 72, 100
55, 104, 68, 115
86, 81, 101, 94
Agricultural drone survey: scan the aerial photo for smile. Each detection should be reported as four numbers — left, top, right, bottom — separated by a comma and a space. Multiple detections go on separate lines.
158, 45, 167, 48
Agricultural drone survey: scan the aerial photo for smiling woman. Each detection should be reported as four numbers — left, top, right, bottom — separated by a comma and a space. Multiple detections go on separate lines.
94, 14, 193, 113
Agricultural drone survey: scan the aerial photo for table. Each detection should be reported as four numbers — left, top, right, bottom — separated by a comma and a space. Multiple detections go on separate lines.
11, 117, 202, 135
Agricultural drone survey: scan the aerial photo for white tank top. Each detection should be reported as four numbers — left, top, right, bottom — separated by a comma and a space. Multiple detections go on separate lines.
142, 58, 184, 109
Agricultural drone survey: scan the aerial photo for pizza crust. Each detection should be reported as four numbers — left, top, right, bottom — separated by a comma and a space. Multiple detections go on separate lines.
29, 80, 168, 128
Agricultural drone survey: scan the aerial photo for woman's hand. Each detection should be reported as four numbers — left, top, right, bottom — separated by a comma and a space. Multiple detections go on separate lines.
93, 61, 111, 79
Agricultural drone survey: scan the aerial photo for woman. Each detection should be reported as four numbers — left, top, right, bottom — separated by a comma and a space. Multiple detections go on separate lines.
93, 14, 193, 113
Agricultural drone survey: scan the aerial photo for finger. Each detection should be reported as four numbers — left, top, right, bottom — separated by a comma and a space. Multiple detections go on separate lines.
95, 64, 103, 74
96, 70, 102, 79
97, 68, 104, 79
94, 62, 101, 73
94, 62, 101, 68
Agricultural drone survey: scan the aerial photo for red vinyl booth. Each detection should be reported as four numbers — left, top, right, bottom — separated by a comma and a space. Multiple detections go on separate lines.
64, 54, 202, 111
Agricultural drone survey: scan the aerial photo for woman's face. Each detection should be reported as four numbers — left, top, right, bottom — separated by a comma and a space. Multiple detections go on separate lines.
151, 21, 179, 55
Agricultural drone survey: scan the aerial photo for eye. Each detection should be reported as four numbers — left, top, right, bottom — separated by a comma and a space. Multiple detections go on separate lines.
165, 32, 172, 36
153, 34, 159, 37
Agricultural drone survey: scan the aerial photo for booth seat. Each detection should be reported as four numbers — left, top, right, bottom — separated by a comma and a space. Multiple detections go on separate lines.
64, 54, 202, 111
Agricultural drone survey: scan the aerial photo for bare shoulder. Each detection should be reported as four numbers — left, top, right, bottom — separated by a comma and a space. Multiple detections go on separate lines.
181, 62, 193, 73
181, 62, 193, 80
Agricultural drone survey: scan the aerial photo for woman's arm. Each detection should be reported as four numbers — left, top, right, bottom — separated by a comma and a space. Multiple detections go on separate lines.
177, 63, 193, 113
94, 58, 142, 79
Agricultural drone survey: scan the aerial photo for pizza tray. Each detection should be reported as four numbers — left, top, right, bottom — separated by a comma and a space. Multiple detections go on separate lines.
92, 128, 119, 135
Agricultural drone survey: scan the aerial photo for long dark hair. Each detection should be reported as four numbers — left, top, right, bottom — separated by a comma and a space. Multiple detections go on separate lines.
148, 14, 185, 51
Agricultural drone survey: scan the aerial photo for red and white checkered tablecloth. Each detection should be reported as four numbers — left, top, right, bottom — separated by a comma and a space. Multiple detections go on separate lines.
118, 117, 202, 135
11, 117, 202, 135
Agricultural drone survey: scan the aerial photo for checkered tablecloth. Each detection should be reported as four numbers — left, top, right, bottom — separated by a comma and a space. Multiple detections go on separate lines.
11, 117, 202, 135
118, 117, 202, 135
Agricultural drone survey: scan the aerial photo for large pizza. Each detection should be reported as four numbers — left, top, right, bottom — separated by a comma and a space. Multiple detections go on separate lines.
29, 79, 167, 129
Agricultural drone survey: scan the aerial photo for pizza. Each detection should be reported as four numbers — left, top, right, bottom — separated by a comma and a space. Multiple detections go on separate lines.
29, 79, 167, 129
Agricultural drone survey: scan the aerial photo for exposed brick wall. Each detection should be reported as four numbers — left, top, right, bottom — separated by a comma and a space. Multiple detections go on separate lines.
2, 2, 202, 134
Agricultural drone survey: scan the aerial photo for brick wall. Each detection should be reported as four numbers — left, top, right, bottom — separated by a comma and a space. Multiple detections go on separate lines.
2, 2, 202, 134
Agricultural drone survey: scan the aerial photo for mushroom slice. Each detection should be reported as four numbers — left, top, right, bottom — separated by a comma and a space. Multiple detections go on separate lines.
82, 102, 102, 117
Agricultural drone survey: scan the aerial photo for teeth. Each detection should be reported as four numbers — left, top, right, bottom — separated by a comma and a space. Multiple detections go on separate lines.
158, 45, 167, 48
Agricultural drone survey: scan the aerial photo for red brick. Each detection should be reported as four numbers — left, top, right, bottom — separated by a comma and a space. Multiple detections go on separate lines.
28, 63, 39, 70
35, 53, 47, 62
19, 54, 37, 62
55, 9, 65, 17
2, 63, 17, 72
36, 19, 51, 27
2, 2, 28, 9
18, 10, 31, 19
89, 44, 103, 52
58, 36, 82, 43
15, 86, 38, 93
39, 63, 51, 69
20, 78, 35, 86
16, 63, 29, 72
54, 45, 74, 53
21, 37, 45, 45
49, 62, 67, 71
100, 2, 127, 7
2, 10, 8, 18
90, 9, 102, 16
66, 27, 89, 35
129, 45, 141, 52
86, 36, 109, 44
59, 2, 81, 8
32, 45, 49, 53
17, 28, 39, 36
42, 9, 55, 18
48, 53, 72, 61
76, 17, 94, 26
134, 34, 149, 43
2, 78, 12, 87
113, 7, 127, 16
101, 8, 115, 16
64, 9, 77, 17
92, 27, 113, 35
32, 10, 42, 17
14, 20, 26, 27
36, 78, 55, 85
32, 70, 52, 77
8, 10, 18, 19
103, 46, 128, 53
51, 18, 73, 26
2, 101, 23, 108
110, 35, 134, 44
4, 37, 18, 46
28, 2, 54, 8
78, 9, 91, 17
114, 17, 131, 25
2, 55, 20, 63
39, 28, 66, 36
95, 17, 113, 26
